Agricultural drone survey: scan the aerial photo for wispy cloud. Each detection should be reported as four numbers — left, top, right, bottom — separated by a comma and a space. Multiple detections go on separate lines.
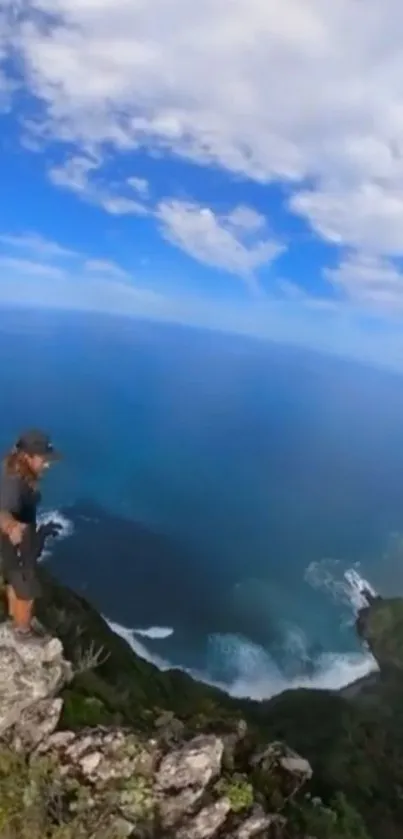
0, 232, 78, 260
83, 259, 131, 281
0, 255, 66, 280
0, 231, 131, 285
157, 199, 283, 286
291, 185, 403, 256
48, 155, 283, 284
128, 176, 150, 199
49, 156, 148, 216
325, 252, 403, 313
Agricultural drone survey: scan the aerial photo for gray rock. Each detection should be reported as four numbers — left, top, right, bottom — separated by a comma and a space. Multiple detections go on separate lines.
252, 741, 312, 784
158, 786, 205, 828
233, 807, 278, 838
13, 697, 63, 752
90, 815, 135, 839
0, 622, 71, 742
157, 734, 224, 791
39, 726, 158, 789
155, 709, 185, 745
106, 817, 134, 838
177, 798, 231, 839
279, 752, 312, 780
80, 750, 103, 775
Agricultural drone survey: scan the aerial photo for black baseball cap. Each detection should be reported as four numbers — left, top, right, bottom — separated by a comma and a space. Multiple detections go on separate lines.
15, 429, 61, 461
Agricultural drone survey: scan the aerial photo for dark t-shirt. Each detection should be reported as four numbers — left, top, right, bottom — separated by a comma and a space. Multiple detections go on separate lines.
0, 467, 40, 554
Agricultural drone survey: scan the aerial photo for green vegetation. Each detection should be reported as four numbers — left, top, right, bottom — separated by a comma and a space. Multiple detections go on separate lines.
0, 568, 402, 837
0, 745, 155, 839
292, 793, 371, 839
0, 747, 89, 839
60, 692, 118, 729
215, 775, 254, 813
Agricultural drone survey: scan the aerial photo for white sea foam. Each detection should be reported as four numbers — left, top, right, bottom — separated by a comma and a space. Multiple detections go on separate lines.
305, 559, 376, 617
41, 513, 377, 700
107, 557, 379, 699
107, 620, 173, 671
107, 619, 377, 700
132, 627, 174, 640
208, 633, 377, 699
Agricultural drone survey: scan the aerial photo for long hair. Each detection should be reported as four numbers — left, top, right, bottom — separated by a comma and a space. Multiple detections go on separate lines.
3, 448, 38, 489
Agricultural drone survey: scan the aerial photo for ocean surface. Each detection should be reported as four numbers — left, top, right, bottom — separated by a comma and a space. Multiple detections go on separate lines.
2, 305, 403, 697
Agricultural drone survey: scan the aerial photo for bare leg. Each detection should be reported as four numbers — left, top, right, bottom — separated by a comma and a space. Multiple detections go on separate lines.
6, 585, 16, 621
12, 593, 33, 632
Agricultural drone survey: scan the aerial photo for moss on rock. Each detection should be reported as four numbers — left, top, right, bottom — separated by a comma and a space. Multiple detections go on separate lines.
215, 775, 254, 813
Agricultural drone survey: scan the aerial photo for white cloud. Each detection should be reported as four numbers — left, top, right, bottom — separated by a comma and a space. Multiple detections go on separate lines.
84, 258, 130, 281
49, 155, 98, 194
9, 1, 403, 192
49, 156, 148, 215
156, 200, 283, 283
100, 195, 146, 216
0, 8, 15, 109
325, 252, 403, 312
0, 255, 66, 280
0, 232, 78, 259
291, 184, 403, 255
128, 176, 150, 199
48, 156, 281, 281
7, 0, 403, 306
0, 229, 133, 285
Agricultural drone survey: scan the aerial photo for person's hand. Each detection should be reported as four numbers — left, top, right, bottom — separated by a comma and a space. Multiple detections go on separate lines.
39, 521, 63, 540
9, 521, 26, 546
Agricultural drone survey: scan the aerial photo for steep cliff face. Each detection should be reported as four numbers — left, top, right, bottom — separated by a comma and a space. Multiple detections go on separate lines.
357, 596, 403, 674
0, 571, 400, 838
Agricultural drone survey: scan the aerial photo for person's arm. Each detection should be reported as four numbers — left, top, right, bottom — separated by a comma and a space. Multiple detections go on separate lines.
0, 474, 25, 546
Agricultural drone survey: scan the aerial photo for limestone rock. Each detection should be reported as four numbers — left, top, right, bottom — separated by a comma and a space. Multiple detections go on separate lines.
13, 697, 63, 752
156, 734, 224, 791
38, 725, 158, 786
252, 741, 312, 782
159, 786, 205, 829
155, 710, 186, 746
233, 807, 282, 839
0, 622, 71, 743
177, 798, 231, 839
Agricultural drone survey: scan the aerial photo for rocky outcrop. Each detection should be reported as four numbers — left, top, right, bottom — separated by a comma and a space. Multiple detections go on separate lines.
32, 723, 309, 837
0, 622, 71, 748
0, 624, 316, 838
0, 572, 392, 838
357, 595, 403, 674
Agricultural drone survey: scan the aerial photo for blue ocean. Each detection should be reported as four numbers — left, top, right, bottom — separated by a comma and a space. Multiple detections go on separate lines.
2, 305, 403, 696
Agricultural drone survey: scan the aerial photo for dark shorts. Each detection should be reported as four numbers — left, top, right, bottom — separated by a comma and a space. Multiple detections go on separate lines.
0, 542, 41, 601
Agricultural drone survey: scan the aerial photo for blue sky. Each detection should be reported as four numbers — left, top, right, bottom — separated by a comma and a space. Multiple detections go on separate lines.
1, 0, 403, 368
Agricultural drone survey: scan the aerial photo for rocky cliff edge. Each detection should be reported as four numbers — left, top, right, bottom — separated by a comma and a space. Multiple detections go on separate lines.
0, 570, 400, 838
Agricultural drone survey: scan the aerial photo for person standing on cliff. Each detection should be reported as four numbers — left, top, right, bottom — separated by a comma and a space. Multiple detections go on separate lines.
0, 430, 62, 643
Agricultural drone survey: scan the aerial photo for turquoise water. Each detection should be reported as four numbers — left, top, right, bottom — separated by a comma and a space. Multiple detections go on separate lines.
1, 306, 403, 695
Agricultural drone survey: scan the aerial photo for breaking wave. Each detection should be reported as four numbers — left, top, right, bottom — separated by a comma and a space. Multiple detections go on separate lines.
132, 627, 174, 640
108, 558, 378, 700
107, 560, 378, 699
107, 618, 377, 700
39, 509, 378, 700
